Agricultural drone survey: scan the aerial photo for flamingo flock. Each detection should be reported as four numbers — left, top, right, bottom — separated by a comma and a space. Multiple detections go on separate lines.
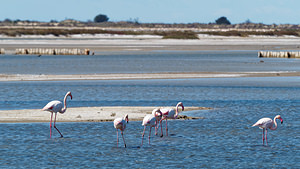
41, 91, 284, 148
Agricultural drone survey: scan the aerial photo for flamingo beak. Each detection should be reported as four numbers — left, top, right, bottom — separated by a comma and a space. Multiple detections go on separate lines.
70, 94, 73, 100
182, 106, 184, 111
280, 118, 283, 124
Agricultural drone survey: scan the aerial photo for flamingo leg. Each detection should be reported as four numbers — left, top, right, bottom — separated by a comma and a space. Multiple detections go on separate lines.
155, 121, 157, 135
149, 127, 152, 144
141, 126, 146, 146
116, 129, 119, 147
160, 117, 166, 137
53, 113, 63, 138
121, 131, 126, 148
165, 118, 168, 136
155, 120, 160, 135
265, 129, 268, 146
50, 113, 53, 138
262, 129, 265, 145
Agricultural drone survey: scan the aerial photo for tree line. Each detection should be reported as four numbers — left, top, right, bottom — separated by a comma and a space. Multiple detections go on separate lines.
95, 14, 232, 25
1, 14, 232, 25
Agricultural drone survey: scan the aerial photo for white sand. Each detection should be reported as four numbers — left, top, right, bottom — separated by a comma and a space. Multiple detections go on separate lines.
0, 106, 209, 123
1, 34, 300, 52
0, 73, 244, 81
0, 71, 299, 82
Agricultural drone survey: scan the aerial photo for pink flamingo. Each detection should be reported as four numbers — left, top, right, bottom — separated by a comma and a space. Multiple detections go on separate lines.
42, 91, 72, 138
114, 114, 129, 148
159, 102, 184, 137
252, 115, 283, 145
141, 108, 162, 146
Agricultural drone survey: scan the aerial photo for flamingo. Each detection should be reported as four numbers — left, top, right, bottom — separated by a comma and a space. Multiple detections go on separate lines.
159, 102, 184, 137
141, 108, 162, 146
252, 115, 283, 145
114, 114, 129, 148
42, 91, 72, 138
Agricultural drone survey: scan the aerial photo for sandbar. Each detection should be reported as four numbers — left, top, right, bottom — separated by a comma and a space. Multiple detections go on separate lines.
0, 106, 210, 123
0, 71, 300, 82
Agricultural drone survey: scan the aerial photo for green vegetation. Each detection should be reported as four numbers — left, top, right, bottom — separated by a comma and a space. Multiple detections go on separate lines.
0, 27, 141, 37
94, 14, 109, 23
199, 30, 300, 37
158, 31, 199, 39
0, 27, 199, 39
215, 16, 231, 25
1, 27, 300, 39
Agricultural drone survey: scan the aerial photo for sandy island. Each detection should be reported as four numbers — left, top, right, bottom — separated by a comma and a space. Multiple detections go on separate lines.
1, 71, 300, 81
0, 106, 210, 123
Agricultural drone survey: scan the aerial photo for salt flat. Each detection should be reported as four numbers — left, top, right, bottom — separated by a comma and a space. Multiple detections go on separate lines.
1, 34, 300, 52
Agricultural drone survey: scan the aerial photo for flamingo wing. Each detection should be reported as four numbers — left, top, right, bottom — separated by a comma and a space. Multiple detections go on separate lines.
142, 114, 156, 127
42, 100, 63, 113
252, 117, 273, 129
160, 108, 171, 116
114, 118, 126, 131
160, 108, 176, 119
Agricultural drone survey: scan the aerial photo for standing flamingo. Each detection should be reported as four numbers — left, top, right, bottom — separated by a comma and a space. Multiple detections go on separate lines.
141, 108, 162, 146
114, 114, 129, 148
42, 91, 72, 138
252, 115, 283, 145
159, 102, 184, 137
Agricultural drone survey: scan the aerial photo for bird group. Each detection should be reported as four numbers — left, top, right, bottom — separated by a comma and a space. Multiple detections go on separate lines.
113, 102, 184, 148
42, 91, 283, 147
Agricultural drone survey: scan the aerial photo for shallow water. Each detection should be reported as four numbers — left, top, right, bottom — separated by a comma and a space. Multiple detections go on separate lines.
2, 51, 300, 74
0, 77, 299, 168
0, 118, 298, 168
0, 51, 300, 168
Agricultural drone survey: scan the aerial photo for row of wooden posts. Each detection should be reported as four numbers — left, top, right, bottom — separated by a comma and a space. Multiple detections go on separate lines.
0, 48, 4, 54
258, 51, 300, 58
0, 48, 91, 55
2, 49, 300, 58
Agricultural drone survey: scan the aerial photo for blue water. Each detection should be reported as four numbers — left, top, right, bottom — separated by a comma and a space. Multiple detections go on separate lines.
2, 51, 300, 74
0, 51, 300, 168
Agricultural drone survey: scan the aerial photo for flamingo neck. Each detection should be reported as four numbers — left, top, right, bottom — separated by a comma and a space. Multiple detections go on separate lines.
270, 116, 278, 130
174, 104, 179, 118
124, 114, 129, 123
61, 93, 69, 113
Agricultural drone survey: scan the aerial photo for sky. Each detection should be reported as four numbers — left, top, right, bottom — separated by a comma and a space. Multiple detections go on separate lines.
0, 0, 299, 24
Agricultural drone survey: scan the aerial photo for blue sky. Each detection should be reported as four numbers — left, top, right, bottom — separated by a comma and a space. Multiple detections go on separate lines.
0, 0, 299, 24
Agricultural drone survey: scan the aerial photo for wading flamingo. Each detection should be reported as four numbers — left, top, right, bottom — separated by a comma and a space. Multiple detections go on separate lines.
159, 102, 184, 137
252, 115, 283, 145
141, 108, 162, 146
114, 114, 129, 148
42, 91, 72, 138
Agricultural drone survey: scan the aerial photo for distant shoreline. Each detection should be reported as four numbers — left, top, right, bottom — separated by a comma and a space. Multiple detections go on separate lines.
1, 34, 300, 53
